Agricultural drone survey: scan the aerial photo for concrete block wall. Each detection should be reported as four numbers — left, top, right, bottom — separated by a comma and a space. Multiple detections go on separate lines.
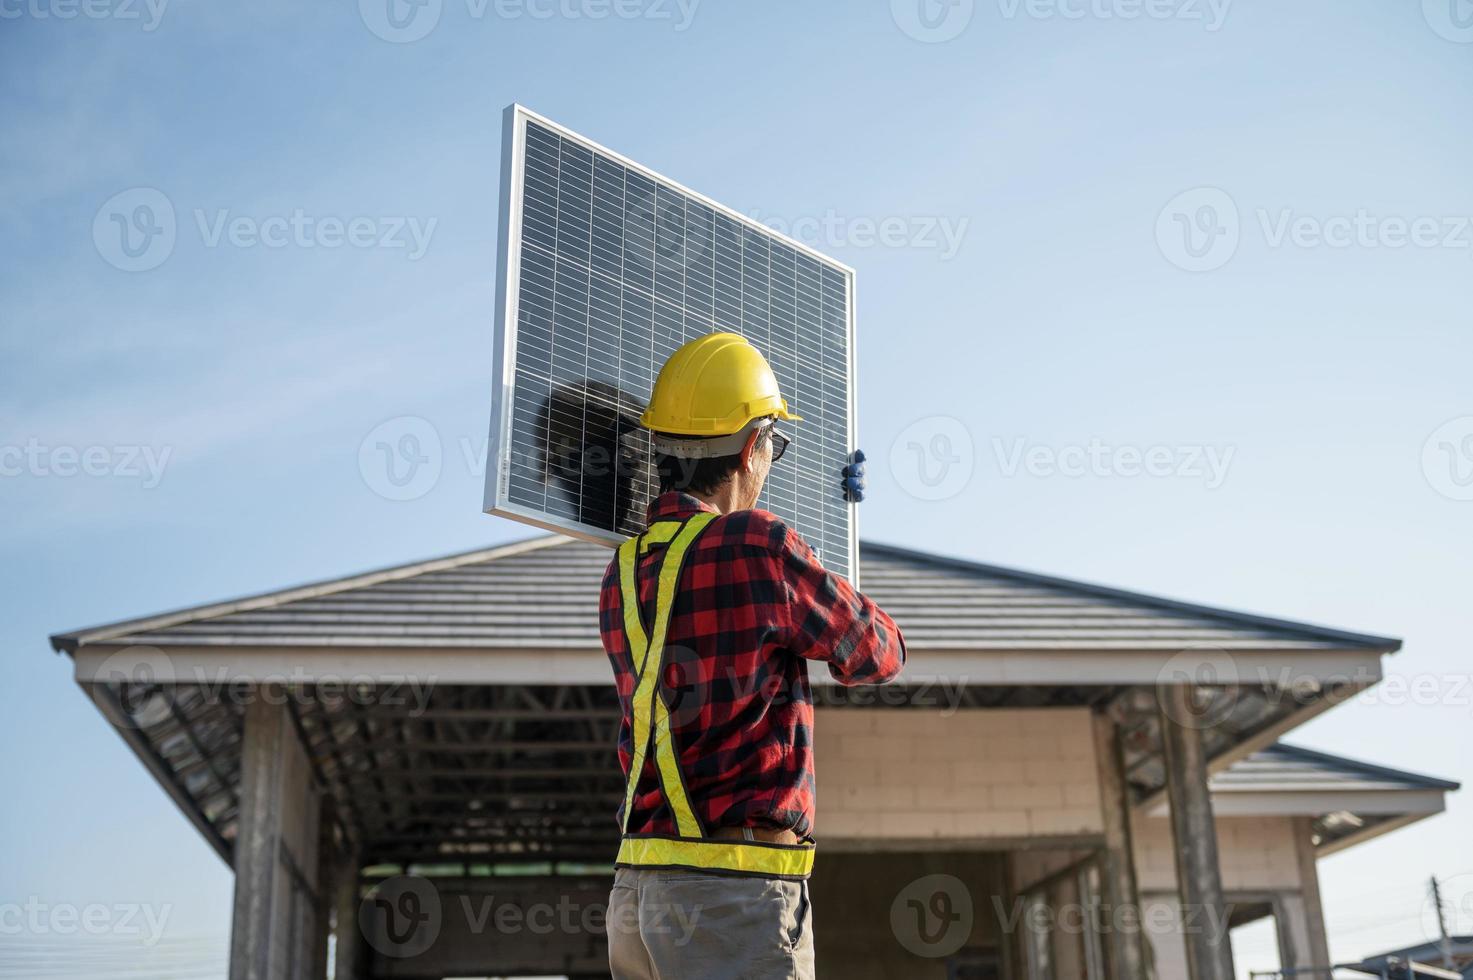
1133, 813, 1317, 977
1133, 814, 1302, 892
815, 708, 1104, 841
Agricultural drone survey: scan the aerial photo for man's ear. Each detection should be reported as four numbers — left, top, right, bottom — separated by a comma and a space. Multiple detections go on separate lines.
738, 428, 761, 473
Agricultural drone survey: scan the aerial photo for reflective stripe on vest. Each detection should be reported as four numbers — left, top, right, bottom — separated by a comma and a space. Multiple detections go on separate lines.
615, 514, 816, 881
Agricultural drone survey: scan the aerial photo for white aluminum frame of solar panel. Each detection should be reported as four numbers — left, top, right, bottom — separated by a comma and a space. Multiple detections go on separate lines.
484, 104, 859, 584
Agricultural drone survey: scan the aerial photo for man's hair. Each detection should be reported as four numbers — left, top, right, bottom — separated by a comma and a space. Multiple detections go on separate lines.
653, 425, 771, 495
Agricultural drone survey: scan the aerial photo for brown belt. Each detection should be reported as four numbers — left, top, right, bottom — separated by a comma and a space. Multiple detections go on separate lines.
710, 826, 800, 846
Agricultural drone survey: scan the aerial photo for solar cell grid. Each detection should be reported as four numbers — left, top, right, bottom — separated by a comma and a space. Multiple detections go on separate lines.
485, 106, 857, 582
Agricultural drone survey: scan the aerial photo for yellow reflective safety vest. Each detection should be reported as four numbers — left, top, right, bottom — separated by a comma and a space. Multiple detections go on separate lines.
612, 512, 817, 880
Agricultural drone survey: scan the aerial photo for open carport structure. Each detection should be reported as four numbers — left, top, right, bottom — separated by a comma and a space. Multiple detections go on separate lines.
50, 535, 1456, 979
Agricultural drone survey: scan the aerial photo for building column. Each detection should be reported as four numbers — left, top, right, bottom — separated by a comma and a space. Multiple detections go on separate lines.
228, 689, 321, 980
1278, 816, 1332, 972
332, 845, 364, 980
1093, 711, 1148, 980
1158, 686, 1235, 980
311, 799, 341, 980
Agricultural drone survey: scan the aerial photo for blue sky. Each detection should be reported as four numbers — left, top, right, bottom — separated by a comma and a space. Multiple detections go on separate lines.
2, 0, 1471, 975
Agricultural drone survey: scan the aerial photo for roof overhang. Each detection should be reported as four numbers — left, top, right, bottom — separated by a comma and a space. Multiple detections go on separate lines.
49, 534, 1416, 873
68, 643, 1388, 689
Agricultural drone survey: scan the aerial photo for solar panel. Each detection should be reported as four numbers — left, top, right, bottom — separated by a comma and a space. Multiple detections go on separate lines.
484, 105, 858, 583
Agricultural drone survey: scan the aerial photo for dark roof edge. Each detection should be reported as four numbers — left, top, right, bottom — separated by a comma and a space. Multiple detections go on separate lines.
860, 539, 1403, 652
49, 534, 575, 654
50, 532, 1403, 657
1267, 742, 1461, 791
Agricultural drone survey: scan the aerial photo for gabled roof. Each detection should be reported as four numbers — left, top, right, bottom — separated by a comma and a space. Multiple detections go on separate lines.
51, 535, 1401, 654
1213, 742, 1460, 794
1193, 742, 1459, 855
1352, 936, 1473, 979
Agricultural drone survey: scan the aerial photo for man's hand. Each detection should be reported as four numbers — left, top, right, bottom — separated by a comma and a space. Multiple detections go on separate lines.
842, 450, 866, 503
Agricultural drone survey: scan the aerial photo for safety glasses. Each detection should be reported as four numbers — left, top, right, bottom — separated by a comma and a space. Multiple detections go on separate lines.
767, 427, 791, 463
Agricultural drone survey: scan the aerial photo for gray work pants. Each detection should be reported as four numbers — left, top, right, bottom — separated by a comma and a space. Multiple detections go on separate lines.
607, 867, 815, 980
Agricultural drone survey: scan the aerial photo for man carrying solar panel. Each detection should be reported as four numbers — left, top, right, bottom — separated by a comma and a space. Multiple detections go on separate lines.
601, 330, 907, 979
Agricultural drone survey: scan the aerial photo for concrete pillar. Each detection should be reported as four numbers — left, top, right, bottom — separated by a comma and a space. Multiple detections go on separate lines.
310, 801, 340, 980
1157, 686, 1234, 980
332, 846, 364, 980
1279, 816, 1332, 971
228, 690, 321, 980
1093, 712, 1148, 980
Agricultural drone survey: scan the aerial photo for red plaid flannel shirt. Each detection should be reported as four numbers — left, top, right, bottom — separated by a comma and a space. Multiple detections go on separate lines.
600, 491, 907, 839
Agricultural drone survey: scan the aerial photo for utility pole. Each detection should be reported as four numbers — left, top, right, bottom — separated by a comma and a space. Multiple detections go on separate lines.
1431, 875, 1454, 968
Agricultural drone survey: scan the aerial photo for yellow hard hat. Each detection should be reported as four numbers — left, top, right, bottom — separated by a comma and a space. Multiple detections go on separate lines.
641, 331, 802, 437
